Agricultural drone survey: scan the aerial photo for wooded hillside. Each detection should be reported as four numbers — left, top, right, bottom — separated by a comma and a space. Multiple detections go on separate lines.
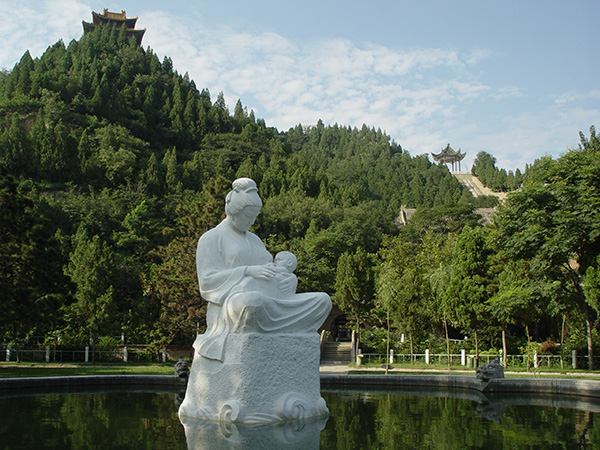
1, 26, 598, 366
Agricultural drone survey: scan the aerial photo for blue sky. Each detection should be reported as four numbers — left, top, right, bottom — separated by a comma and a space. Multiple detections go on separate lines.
1, 0, 598, 171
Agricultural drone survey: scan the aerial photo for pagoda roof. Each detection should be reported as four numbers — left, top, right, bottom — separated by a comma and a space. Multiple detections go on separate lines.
82, 9, 146, 45
92, 9, 138, 27
431, 144, 466, 162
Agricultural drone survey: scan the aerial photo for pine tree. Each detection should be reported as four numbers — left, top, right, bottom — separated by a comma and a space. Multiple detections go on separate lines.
64, 227, 117, 362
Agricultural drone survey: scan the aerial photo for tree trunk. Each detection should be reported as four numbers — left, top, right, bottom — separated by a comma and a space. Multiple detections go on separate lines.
561, 314, 566, 369
355, 314, 361, 356
385, 308, 390, 375
409, 330, 414, 363
502, 324, 507, 367
474, 328, 479, 366
525, 324, 531, 371
91, 333, 96, 364
585, 304, 594, 371
444, 316, 450, 369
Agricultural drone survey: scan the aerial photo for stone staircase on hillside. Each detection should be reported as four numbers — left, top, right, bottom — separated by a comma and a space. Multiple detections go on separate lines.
454, 174, 507, 201
321, 341, 352, 363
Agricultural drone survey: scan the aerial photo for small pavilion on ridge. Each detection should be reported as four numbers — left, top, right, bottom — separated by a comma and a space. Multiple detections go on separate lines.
431, 144, 466, 173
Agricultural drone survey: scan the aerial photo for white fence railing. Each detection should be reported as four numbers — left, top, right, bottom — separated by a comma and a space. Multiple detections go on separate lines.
2, 346, 193, 363
4, 346, 598, 370
358, 351, 595, 370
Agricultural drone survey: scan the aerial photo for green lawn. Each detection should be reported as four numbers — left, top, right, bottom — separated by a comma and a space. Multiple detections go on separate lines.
0, 362, 175, 378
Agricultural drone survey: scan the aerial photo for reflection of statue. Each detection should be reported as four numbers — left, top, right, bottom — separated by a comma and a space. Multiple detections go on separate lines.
476, 400, 505, 423
181, 415, 327, 450
179, 178, 331, 425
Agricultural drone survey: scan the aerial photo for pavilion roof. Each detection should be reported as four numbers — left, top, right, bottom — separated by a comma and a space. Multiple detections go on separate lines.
431, 144, 466, 162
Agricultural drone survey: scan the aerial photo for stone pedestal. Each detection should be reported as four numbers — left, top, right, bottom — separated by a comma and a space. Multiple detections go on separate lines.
179, 333, 327, 425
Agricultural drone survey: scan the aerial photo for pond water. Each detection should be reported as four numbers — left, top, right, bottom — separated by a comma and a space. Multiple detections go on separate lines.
0, 386, 598, 449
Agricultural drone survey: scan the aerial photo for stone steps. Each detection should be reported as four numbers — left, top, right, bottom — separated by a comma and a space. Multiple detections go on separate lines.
321, 341, 352, 363
454, 174, 507, 200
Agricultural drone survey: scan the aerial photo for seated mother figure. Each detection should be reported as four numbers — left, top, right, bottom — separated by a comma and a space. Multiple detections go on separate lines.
193, 178, 332, 362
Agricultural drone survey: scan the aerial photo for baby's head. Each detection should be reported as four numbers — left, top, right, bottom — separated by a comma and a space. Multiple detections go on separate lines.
274, 251, 297, 273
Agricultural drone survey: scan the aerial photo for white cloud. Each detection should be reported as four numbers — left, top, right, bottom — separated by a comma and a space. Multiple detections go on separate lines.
0, 0, 90, 70
491, 86, 524, 101
554, 89, 600, 105
463, 48, 493, 66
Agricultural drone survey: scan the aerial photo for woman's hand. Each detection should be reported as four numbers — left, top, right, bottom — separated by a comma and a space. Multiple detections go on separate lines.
245, 265, 276, 280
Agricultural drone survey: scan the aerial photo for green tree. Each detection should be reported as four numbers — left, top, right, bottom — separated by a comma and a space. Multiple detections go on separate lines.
494, 127, 600, 369
374, 258, 400, 371
423, 232, 456, 363
376, 237, 428, 360
64, 227, 117, 362
444, 226, 494, 361
487, 259, 537, 366
333, 247, 374, 340
472, 150, 522, 192
0, 173, 37, 352
584, 255, 600, 314
162, 147, 181, 193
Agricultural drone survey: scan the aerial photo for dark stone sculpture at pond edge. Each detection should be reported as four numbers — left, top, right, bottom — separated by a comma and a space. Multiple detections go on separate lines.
174, 357, 189, 378
476, 357, 505, 382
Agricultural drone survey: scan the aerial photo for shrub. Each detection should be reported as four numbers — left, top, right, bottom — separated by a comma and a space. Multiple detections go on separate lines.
360, 328, 389, 354
539, 340, 559, 355
96, 336, 121, 350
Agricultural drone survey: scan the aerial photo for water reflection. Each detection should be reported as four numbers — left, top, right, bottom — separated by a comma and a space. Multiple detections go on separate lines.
319, 389, 600, 449
180, 415, 326, 450
0, 389, 188, 449
0, 386, 599, 449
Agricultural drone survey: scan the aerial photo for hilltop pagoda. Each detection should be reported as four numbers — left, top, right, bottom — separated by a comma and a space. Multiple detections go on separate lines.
431, 144, 466, 172
82, 9, 146, 45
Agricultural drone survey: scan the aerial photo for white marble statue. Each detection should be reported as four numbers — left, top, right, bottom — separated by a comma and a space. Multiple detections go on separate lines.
179, 178, 332, 426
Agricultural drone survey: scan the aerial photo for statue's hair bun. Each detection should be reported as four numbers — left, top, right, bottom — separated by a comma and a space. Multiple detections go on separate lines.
232, 178, 257, 193
225, 178, 262, 215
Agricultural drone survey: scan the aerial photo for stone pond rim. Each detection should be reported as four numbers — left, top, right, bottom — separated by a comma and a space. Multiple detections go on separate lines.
2, 374, 600, 400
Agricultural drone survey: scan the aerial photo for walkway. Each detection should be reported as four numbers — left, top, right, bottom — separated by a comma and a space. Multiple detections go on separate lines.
319, 363, 351, 374
319, 363, 600, 378
454, 173, 507, 200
